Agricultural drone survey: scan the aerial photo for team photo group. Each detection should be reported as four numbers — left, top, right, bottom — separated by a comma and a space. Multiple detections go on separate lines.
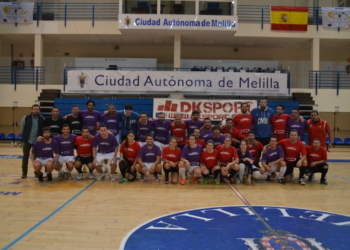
20, 98, 331, 186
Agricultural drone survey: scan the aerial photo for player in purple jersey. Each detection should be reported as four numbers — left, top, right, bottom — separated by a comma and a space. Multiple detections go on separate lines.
287, 109, 308, 142
53, 124, 77, 180
261, 136, 287, 184
184, 110, 204, 136
153, 112, 171, 150
200, 118, 213, 140
30, 127, 59, 182
135, 134, 162, 182
92, 125, 119, 181
236, 140, 259, 185
205, 126, 226, 149
179, 134, 203, 185
136, 112, 153, 146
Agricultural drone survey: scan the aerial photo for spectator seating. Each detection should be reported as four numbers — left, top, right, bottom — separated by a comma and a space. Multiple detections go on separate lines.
333, 137, 344, 145
0, 133, 5, 139
344, 138, 350, 145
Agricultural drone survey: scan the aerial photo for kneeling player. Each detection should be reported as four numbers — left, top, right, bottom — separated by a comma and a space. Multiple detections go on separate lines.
162, 137, 182, 184
200, 140, 220, 184
261, 136, 287, 184
237, 140, 260, 185
30, 127, 59, 181
135, 134, 162, 181
305, 138, 329, 185
74, 127, 95, 180
216, 136, 239, 183
119, 131, 140, 183
179, 134, 203, 185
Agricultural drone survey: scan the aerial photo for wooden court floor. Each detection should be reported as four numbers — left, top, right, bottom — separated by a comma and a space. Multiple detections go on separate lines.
0, 145, 349, 250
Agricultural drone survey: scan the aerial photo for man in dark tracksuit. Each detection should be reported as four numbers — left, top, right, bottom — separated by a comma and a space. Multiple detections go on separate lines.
20, 104, 45, 178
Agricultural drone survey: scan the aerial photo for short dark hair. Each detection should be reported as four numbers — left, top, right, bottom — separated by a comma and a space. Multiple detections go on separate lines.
194, 128, 200, 132
42, 127, 51, 134
72, 105, 79, 108
62, 124, 70, 129
124, 104, 133, 110
32, 104, 40, 109
270, 135, 277, 141
313, 138, 320, 142
191, 110, 200, 116
248, 130, 255, 135
204, 118, 211, 122
86, 100, 95, 106
158, 112, 165, 117
51, 106, 59, 111
206, 140, 214, 145
146, 133, 154, 139
82, 126, 89, 132
240, 102, 248, 107
277, 104, 285, 110
226, 118, 233, 123
311, 110, 319, 115
212, 126, 221, 131
292, 109, 300, 114
290, 129, 298, 135
140, 112, 147, 116
108, 104, 115, 108
99, 124, 106, 129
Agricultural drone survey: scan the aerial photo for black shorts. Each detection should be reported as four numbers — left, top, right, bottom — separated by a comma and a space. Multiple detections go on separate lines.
306, 163, 329, 175
121, 158, 136, 174
75, 156, 94, 165
219, 163, 228, 168
170, 167, 179, 173
285, 160, 301, 176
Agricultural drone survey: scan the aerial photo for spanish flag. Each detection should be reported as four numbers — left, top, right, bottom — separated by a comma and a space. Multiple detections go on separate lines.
271, 6, 308, 31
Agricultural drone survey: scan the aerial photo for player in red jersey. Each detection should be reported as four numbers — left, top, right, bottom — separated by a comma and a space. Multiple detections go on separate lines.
185, 129, 206, 148
216, 137, 239, 183
270, 104, 292, 141
119, 131, 140, 183
162, 137, 182, 184
221, 118, 246, 146
233, 102, 253, 137
305, 138, 329, 185
246, 131, 264, 169
74, 127, 95, 180
278, 129, 307, 185
200, 140, 220, 184
170, 114, 187, 150
307, 111, 332, 149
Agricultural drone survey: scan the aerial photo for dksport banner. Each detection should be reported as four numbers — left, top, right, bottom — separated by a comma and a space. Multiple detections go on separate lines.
67, 70, 288, 96
322, 7, 350, 28
0, 2, 34, 23
153, 99, 257, 121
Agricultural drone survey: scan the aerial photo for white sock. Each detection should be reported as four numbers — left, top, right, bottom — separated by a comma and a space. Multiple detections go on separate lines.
103, 163, 108, 168
238, 163, 245, 180
279, 166, 286, 179
179, 168, 186, 179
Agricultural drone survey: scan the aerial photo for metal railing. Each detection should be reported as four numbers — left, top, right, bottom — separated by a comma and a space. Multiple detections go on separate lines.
0, 66, 45, 91
309, 71, 350, 95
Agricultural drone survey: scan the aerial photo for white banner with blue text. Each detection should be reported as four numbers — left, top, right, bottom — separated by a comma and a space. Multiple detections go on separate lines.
322, 7, 350, 28
67, 70, 288, 96
0, 2, 34, 23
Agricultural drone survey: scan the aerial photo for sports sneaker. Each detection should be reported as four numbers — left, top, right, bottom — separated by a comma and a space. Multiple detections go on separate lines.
193, 177, 199, 184
82, 166, 87, 173
243, 175, 247, 179
154, 174, 159, 182
298, 178, 305, 185
119, 178, 126, 183
77, 173, 83, 180
180, 178, 186, 185
47, 173, 52, 181
58, 172, 64, 180
34, 171, 38, 178
278, 178, 286, 185
203, 178, 208, 184
220, 177, 225, 183
271, 172, 276, 178
164, 180, 169, 184
266, 176, 271, 182
43, 172, 47, 178
67, 173, 72, 180
308, 176, 313, 182
21, 173, 27, 179
214, 179, 220, 185
97, 173, 105, 181
38, 173, 44, 182
89, 172, 94, 179
235, 178, 242, 184
110, 174, 116, 181
104, 166, 109, 173
320, 180, 328, 185
140, 174, 145, 182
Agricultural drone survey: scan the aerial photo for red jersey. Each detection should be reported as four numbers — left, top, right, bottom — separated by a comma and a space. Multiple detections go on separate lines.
170, 123, 187, 145
271, 114, 291, 141
247, 141, 264, 164
216, 145, 238, 165
305, 146, 327, 165
278, 139, 306, 164
200, 150, 219, 169
186, 138, 206, 148
162, 146, 181, 162
233, 114, 253, 137
74, 136, 94, 158
307, 119, 331, 148
221, 127, 246, 141
120, 141, 140, 162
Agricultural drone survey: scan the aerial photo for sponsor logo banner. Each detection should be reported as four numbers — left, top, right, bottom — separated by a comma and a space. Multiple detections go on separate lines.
67, 70, 288, 96
153, 99, 257, 121
119, 14, 237, 31
0, 2, 34, 23
322, 7, 350, 28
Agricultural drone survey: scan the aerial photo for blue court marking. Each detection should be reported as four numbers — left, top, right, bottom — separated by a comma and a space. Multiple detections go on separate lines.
2, 180, 96, 250
328, 159, 350, 163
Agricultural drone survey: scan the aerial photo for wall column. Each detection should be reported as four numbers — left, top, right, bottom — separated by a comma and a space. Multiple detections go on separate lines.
311, 38, 320, 71
34, 34, 43, 67
174, 34, 181, 69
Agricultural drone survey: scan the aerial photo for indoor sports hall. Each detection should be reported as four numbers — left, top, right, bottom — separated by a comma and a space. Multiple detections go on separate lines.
0, 0, 350, 249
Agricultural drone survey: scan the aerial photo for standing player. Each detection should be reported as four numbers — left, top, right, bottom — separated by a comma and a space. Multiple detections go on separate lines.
221, 118, 246, 145
136, 112, 153, 147
74, 126, 95, 180
179, 134, 203, 185
216, 137, 239, 183
136, 134, 162, 182
30, 128, 59, 182
170, 114, 187, 150
205, 126, 226, 149
250, 99, 274, 145
162, 137, 182, 184
77, 100, 101, 136
118, 104, 140, 142
278, 129, 307, 185
287, 109, 308, 142
246, 131, 264, 168
200, 118, 213, 140
53, 124, 77, 180
184, 110, 204, 136
261, 136, 287, 184
237, 140, 260, 185
92, 125, 119, 181
100, 104, 121, 143
307, 111, 332, 149
270, 104, 292, 141
153, 112, 172, 151
186, 129, 206, 148
44, 107, 65, 137
66, 105, 83, 136
233, 102, 253, 137
305, 138, 329, 185
119, 131, 140, 183
200, 140, 220, 184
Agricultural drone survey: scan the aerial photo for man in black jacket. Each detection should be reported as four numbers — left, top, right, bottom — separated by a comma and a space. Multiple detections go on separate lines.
20, 104, 45, 179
